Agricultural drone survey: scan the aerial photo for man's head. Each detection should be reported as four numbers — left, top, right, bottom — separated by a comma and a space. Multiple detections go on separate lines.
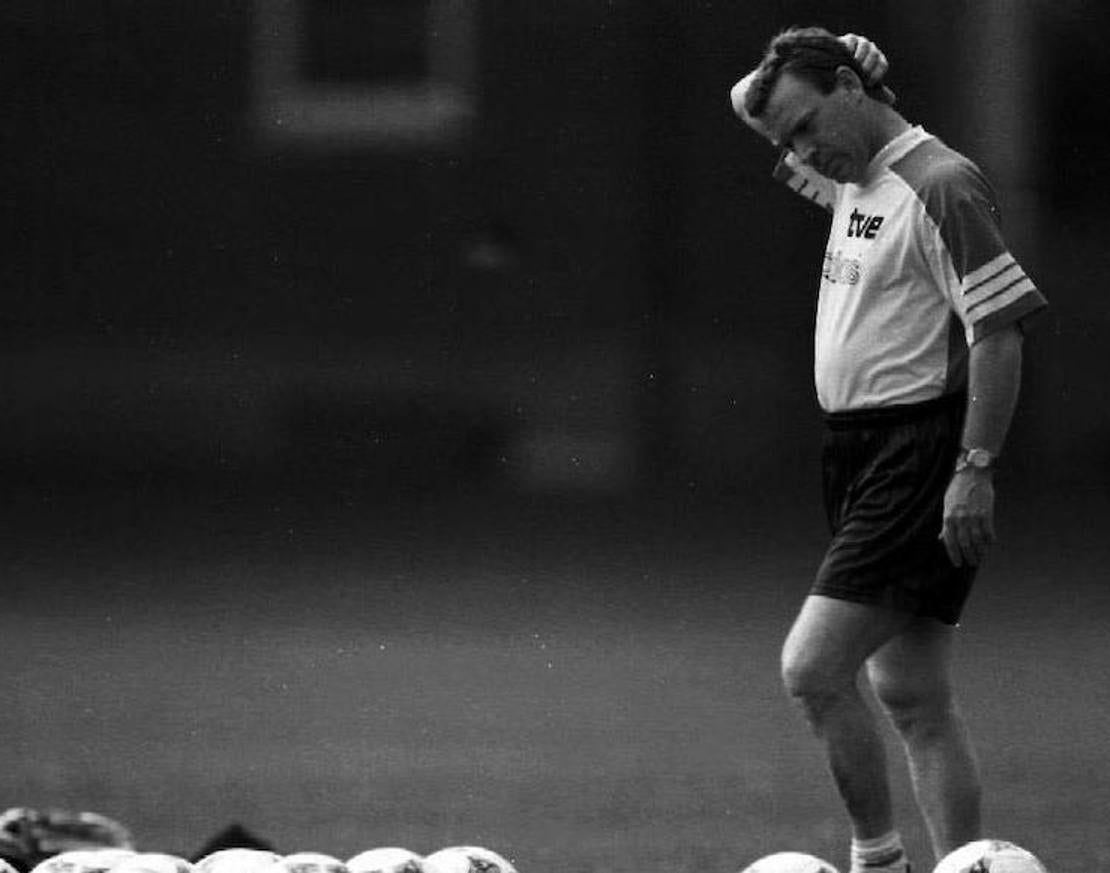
737, 27, 899, 183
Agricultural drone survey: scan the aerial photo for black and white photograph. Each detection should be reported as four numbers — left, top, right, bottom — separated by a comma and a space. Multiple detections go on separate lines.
5, 3, 1108, 873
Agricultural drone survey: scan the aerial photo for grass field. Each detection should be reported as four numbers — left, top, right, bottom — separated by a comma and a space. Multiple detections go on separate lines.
4, 476, 1108, 873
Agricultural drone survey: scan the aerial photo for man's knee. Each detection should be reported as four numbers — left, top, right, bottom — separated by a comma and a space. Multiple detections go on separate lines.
871, 672, 955, 738
781, 645, 855, 727
780, 594, 910, 729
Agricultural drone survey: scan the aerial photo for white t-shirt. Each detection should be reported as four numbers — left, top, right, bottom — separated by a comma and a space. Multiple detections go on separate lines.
774, 125, 1047, 413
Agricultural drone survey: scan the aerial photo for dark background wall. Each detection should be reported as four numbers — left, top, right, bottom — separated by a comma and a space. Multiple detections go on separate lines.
5, 0, 1109, 498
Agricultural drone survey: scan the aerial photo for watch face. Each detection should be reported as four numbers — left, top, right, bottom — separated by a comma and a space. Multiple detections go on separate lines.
965, 449, 993, 468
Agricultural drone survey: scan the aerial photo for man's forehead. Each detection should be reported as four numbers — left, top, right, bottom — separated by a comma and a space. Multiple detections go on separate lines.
762, 72, 821, 140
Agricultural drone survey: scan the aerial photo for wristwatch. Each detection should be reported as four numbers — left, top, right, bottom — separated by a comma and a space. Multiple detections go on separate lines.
955, 447, 994, 474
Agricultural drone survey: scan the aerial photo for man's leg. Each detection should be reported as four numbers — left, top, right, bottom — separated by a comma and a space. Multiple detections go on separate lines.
866, 618, 982, 863
781, 595, 916, 843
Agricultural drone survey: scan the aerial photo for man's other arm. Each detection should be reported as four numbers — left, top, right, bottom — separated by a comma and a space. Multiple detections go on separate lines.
940, 324, 1025, 567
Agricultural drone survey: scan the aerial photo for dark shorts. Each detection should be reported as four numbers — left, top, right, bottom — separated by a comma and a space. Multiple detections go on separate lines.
812, 392, 976, 626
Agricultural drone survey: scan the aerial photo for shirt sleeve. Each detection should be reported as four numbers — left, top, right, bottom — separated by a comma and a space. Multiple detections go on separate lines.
925, 160, 1048, 345
772, 150, 838, 213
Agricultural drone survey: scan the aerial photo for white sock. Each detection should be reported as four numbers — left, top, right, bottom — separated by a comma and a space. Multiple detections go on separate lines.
851, 831, 906, 870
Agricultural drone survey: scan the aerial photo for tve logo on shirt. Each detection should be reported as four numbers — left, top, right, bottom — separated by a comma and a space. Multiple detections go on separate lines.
847, 208, 885, 239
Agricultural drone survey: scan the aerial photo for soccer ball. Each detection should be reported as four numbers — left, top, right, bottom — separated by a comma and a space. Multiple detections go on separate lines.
346, 849, 424, 873
31, 850, 137, 873
933, 840, 1048, 873
272, 854, 348, 873
195, 849, 282, 873
0, 808, 135, 860
422, 847, 516, 873
738, 852, 840, 873
83, 850, 140, 872
111, 854, 195, 873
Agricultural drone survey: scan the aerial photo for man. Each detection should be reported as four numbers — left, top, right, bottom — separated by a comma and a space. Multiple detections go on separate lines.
729, 28, 1047, 873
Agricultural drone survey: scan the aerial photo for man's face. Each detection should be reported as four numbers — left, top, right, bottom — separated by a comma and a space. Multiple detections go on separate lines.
760, 69, 870, 183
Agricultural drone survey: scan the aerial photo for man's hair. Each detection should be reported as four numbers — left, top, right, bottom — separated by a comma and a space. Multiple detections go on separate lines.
744, 26, 895, 119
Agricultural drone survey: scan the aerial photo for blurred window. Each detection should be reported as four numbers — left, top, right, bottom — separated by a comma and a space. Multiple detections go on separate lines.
302, 0, 428, 82
251, 0, 476, 149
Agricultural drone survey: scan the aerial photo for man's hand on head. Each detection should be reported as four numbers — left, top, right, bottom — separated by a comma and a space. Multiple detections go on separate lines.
839, 34, 888, 83
839, 33, 897, 104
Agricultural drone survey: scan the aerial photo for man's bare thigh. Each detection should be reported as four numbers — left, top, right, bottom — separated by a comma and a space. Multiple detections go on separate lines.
782, 595, 920, 688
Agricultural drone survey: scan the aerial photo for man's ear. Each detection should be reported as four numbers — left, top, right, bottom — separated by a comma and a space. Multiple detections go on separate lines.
834, 65, 865, 94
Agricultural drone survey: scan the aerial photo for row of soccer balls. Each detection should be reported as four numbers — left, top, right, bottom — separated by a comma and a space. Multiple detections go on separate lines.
16, 846, 513, 873
745, 840, 1048, 873
1, 839, 1047, 873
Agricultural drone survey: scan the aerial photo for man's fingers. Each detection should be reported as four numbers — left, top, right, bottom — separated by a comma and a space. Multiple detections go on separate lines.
973, 515, 997, 565
967, 519, 988, 566
982, 514, 997, 547
840, 33, 889, 84
941, 514, 996, 567
954, 517, 977, 566
940, 522, 963, 567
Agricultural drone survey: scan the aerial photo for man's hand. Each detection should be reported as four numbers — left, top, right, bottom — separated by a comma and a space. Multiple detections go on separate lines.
839, 33, 889, 84
940, 470, 996, 567
839, 33, 896, 104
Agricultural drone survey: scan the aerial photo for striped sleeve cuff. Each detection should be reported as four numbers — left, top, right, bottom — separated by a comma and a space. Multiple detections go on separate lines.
773, 152, 836, 213
962, 252, 1048, 343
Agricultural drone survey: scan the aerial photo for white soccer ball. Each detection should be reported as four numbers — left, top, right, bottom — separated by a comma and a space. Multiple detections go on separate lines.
346, 849, 424, 873
272, 854, 348, 873
738, 852, 840, 873
195, 849, 282, 873
933, 840, 1048, 873
422, 846, 516, 873
111, 854, 195, 873
31, 850, 136, 873
84, 850, 140, 872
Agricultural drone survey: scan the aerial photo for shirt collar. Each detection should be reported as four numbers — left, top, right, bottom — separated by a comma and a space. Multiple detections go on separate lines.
863, 125, 929, 182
